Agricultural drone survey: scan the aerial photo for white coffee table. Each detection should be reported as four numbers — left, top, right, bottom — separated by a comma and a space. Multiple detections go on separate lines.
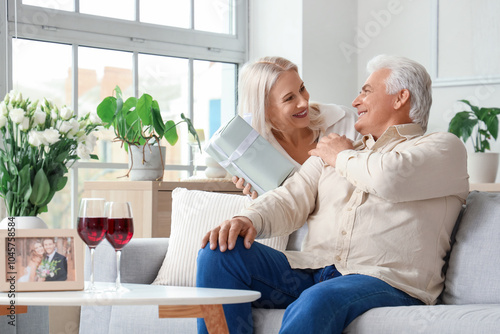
0, 282, 261, 333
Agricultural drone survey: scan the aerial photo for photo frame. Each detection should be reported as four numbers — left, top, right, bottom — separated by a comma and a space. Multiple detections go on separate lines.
0, 229, 84, 292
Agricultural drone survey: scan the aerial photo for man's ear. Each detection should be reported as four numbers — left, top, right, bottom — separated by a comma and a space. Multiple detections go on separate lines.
394, 89, 410, 110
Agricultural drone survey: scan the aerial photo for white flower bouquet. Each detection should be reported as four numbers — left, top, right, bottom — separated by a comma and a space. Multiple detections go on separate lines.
0, 90, 102, 216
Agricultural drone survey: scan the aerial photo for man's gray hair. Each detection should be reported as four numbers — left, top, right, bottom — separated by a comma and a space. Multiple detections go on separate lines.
367, 55, 432, 132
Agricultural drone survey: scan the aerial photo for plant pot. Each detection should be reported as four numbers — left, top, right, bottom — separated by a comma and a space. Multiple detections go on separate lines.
0, 216, 48, 229
128, 145, 167, 181
467, 152, 499, 183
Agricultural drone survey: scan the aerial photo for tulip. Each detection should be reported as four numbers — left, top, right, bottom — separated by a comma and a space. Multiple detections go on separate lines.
28, 130, 46, 147
19, 117, 30, 132
33, 109, 47, 126
58, 120, 74, 135
85, 133, 97, 151
9, 108, 25, 124
9, 90, 22, 104
0, 114, 6, 128
0, 101, 9, 116
68, 118, 80, 137
77, 142, 91, 159
42, 128, 61, 145
60, 106, 74, 120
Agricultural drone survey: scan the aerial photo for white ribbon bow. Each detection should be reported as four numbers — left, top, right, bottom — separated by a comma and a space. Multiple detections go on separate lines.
210, 129, 265, 195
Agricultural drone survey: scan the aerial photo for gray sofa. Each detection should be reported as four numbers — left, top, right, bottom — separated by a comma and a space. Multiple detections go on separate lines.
80, 191, 500, 333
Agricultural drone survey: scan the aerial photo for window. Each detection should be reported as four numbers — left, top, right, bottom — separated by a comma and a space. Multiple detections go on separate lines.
431, 0, 500, 86
1, 0, 246, 228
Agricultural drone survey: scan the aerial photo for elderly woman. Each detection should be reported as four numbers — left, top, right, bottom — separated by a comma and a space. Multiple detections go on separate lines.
233, 56, 359, 198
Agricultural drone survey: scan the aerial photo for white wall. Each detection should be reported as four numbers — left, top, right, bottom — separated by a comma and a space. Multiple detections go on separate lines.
249, 0, 500, 182
302, 0, 358, 106
249, 0, 357, 107
248, 0, 303, 70
354, 0, 433, 85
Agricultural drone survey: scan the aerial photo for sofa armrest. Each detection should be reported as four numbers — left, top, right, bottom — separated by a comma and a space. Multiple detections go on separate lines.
85, 238, 169, 285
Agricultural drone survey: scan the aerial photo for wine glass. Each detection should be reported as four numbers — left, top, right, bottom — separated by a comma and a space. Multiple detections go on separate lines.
105, 201, 134, 292
77, 198, 107, 292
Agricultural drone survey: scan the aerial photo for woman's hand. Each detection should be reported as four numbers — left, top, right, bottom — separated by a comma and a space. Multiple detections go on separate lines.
309, 133, 354, 167
201, 216, 257, 252
232, 176, 258, 199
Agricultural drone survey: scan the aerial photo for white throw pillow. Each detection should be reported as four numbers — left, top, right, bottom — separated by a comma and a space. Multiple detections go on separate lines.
153, 188, 289, 287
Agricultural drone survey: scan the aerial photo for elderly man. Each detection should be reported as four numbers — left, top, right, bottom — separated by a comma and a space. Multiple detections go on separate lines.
196, 55, 469, 334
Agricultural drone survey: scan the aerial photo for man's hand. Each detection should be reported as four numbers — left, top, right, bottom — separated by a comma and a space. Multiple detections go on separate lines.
232, 176, 258, 199
201, 216, 257, 252
309, 134, 354, 167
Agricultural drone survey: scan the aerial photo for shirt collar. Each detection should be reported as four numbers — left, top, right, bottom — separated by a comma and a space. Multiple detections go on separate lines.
356, 123, 424, 150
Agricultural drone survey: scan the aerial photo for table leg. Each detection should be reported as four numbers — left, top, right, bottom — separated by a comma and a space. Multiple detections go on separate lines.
158, 304, 229, 334
200, 305, 229, 334
0, 305, 28, 316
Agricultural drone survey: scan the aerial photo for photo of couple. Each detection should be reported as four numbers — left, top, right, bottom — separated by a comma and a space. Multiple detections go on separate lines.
16, 237, 70, 283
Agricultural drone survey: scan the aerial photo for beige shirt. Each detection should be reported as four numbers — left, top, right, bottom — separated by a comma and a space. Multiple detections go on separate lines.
239, 124, 469, 305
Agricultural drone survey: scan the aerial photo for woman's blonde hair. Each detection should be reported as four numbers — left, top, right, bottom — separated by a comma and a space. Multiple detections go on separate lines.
237, 56, 325, 142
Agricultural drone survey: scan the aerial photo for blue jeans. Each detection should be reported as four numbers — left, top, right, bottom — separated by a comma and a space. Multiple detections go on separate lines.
196, 237, 423, 334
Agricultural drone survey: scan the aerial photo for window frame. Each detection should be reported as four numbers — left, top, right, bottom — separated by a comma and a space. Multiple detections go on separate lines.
0, 0, 247, 226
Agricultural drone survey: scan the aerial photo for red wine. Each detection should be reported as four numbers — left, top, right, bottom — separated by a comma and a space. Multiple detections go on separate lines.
77, 217, 108, 248
106, 218, 134, 250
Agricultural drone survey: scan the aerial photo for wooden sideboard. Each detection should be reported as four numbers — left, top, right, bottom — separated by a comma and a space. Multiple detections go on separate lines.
82, 180, 240, 238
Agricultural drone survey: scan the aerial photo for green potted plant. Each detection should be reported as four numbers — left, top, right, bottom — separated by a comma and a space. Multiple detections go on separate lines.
448, 99, 500, 183
97, 86, 201, 181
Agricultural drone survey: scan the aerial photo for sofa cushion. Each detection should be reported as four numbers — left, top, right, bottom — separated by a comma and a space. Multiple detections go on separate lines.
344, 304, 500, 334
441, 191, 500, 304
153, 188, 289, 287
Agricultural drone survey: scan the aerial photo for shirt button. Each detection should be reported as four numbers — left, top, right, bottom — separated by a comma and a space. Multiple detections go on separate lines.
336, 256, 341, 261
346, 207, 352, 211
341, 230, 347, 235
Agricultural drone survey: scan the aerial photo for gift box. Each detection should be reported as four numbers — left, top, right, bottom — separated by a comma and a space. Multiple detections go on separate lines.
205, 115, 295, 196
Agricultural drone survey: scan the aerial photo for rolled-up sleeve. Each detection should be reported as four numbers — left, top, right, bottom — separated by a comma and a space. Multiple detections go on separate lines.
239, 156, 324, 238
